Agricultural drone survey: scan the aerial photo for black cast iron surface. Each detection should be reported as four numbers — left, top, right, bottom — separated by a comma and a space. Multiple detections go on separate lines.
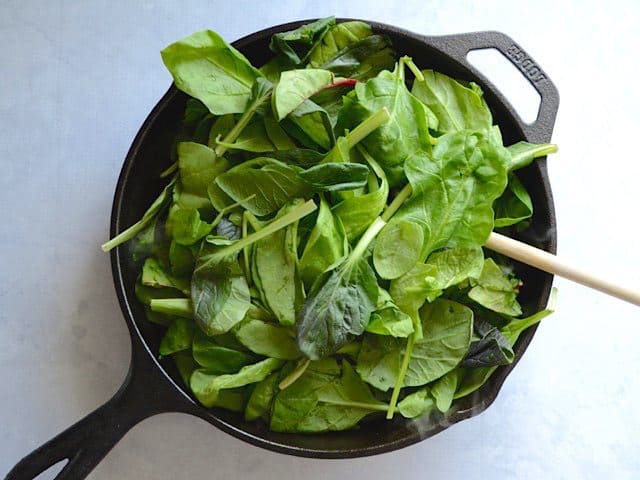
5, 19, 558, 480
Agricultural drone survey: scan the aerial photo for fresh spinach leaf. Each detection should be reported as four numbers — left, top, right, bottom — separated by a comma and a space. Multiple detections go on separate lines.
269, 17, 335, 66
506, 141, 558, 171
190, 357, 283, 407
373, 219, 423, 280
159, 317, 194, 356
298, 197, 348, 289
245, 371, 279, 421
411, 69, 492, 133
161, 30, 261, 115
252, 204, 303, 325
270, 359, 387, 433
494, 173, 533, 228
297, 251, 379, 360
176, 142, 229, 211
419, 246, 485, 302
315, 34, 396, 81
332, 146, 389, 241
235, 319, 299, 359
461, 317, 514, 368
468, 258, 522, 316
141, 257, 190, 294
299, 162, 370, 192
396, 129, 509, 259
365, 289, 414, 338
397, 388, 436, 419
336, 61, 435, 186
215, 158, 309, 216
273, 69, 336, 120
307, 20, 373, 67
192, 330, 256, 373
357, 299, 473, 390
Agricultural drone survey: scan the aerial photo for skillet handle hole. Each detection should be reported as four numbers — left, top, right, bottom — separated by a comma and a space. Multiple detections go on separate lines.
31, 459, 68, 480
467, 48, 542, 125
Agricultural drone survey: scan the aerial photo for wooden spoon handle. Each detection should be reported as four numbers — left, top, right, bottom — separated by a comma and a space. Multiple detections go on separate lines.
485, 232, 640, 307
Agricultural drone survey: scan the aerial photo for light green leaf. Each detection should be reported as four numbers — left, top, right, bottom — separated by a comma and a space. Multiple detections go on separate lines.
161, 30, 261, 115
273, 69, 335, 120
411, 69, 492, 133
373, 219, 423, 279
190, 358, 284, 407
468, 258, 522, 316
235, 320, 299, 359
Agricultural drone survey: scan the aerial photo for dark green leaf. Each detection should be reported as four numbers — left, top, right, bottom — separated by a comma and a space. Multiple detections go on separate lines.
192, 330, 256, 373
159, 317, 194, 356
299, 162, 370, 192
461, 318, 514, 368
245, 372, 279, 421
494, 173, 533, 228
298, 198, 348, 288
297, 255, 379, 360
269, 17, 335, 66
191, 254, 251, 335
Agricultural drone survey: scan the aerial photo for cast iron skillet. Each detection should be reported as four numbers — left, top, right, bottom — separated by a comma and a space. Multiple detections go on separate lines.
6, 19, 559, 479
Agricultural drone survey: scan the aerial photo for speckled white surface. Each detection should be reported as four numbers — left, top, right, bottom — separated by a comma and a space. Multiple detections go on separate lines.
2, 1, 639, 478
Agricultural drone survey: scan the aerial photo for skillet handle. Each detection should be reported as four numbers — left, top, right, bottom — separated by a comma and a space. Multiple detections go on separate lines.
4, 350, 188, 480
424, 31, 559, 143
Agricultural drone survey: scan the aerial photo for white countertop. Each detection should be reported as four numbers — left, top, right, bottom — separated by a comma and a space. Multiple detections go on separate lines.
2, 1, 639, 478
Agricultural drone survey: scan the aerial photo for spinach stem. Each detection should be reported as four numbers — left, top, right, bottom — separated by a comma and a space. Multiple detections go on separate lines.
382, 183, 413, 222
160, 161, 178, 178
347, 181, 413, 265
278, 358, 311, 390
402, 56, 425, 82
197, 200, 317, 271
215, 91, 272, 157
345, 107, 390, 149
350, 217, 386, 261
149, 298, 193, 318
101, 178, 175, 252
386, 333, 416, 418
211, 194, 256, 231
326, 400, 390, 412
241, 211, 251, 286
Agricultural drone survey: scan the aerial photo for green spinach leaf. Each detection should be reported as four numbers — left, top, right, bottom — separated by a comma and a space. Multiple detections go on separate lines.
190, 357, 283, 407
411, 69, 492, 133
161, 30, 261, 115
215, 158, 309, 216
468, 258, 522, 316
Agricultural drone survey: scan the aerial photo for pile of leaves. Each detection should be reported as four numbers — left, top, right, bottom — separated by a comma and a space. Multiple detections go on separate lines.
103, 17, 557, 433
